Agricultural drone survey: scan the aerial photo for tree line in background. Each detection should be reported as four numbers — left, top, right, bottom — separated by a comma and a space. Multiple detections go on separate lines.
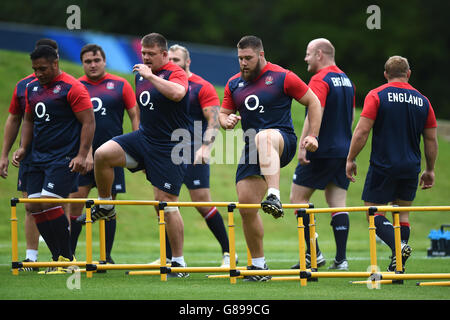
2, 0, 449, 119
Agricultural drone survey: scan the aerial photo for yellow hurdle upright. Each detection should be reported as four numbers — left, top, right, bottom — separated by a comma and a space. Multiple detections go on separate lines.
10, 199, 19, 276
10, 198, 450, 286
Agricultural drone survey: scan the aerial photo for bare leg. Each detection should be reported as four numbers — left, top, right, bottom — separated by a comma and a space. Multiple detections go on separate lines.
236, 176, 267, 259
154, 187, 184, 258
94, 140, 126, 199
255, 129, 284, 190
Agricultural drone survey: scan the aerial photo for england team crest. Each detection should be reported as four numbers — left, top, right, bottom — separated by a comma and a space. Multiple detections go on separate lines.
53, 84, 61, 94
106, 81, 115, 90
265, 76, 273, 86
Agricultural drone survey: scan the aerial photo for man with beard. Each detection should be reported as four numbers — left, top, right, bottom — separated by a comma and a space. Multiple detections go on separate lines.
219, 35, 322, 281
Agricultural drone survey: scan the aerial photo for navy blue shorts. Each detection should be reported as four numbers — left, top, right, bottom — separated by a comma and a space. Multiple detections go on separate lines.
183, 163, 210, 189
17, 163, 30, 192
26, 161, 79, 199
236, 130, 297, 183
78, 167, 126, 194
112, 130, 187, 196
362, 165, 418, 203
293, 158, 349, 190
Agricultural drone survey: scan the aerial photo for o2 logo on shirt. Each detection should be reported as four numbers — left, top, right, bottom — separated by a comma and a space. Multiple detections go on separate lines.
35, 102, 50, 121
91, 97, 107, 115
244, 94, 264, 113
139, 91, 154, 110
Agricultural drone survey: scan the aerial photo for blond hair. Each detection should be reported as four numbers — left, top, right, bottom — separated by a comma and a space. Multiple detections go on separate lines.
169, 44, 190, 61
385, 56, 410, 79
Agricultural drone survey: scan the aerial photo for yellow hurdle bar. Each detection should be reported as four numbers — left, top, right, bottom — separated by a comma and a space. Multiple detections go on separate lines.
309, 212, 317, 271
94, 263, 162, 271
85, 201, 93, 278
10, 199, 19, 276
393, 211, 403, 274
380, 273, 450, 280
158, 203, 167, 282
11, 198, 450, 284
99, 220, 106, 263
227, 204, 237, 284
416, 281, 450, 287
297, 214, 307, 287
19, 261, 96, 268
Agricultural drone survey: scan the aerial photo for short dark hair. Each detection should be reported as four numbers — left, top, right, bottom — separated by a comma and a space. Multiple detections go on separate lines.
35, 38, 58, 50
30, 45, 58, 62
237, 35, 264, 51
80, 43, 106, 62
141, 33, 168, 51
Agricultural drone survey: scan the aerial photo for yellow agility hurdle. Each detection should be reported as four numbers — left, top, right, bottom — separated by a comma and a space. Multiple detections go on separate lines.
289, 205, 450, 287
10, 197, 313, 284
10, 198, 450, 287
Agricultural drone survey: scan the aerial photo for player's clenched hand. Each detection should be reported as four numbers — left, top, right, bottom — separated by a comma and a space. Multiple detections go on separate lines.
12, 147, 26, 168
0, 156, 9, 179
419, 170, 435, 189
297, 147, 310, 166
194, 145, 211, 165
302, 136, 318, 152
85, 152, 94, 173
224, 114, 241, 129
346, 159, 357, 182
133, 64, 153, 79
69, 154, 88, 174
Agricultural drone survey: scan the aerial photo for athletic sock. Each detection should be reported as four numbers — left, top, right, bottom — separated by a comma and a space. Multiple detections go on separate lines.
70, 215, 82, 256
267, 188, 280, 200
165, 230, 172, 260
251, 257, 266, 268
331, 212, 349, 262
105, 217, 116, 258
171, 256, 186, 267
204, 207, 229, 253
98, 196, 113, 210
26, 249, 38, 262
400, 222, 411, 244
374, 214, 396, 253
33, 211, 60, 261
295, 209, 320, 254
46, 206, 72, 260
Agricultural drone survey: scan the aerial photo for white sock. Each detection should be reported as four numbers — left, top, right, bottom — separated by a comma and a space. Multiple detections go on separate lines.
267, 188, 280, 200
251, 257, 266, 268
171, 256, 186, 267
26, 249, 38, 262
99, 196, 113, 210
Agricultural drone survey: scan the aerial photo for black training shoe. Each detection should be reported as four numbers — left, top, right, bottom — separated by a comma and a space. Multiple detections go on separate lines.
261, 194, 284, 219
76, 205, 116, 224
387, 243, 412, 272
243, 264, 272, 282
290, 251, 326, 269
19, 258, 39, 272
168, 261, 189, 278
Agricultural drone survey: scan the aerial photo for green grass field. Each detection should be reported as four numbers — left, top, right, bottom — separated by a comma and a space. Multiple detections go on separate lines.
0, 49, 449, 303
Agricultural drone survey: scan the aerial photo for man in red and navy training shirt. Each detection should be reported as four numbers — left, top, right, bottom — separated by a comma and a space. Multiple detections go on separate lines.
14, 45, 95, 267
70, 44, 139, 263
219, 35, 322, 280
92, 33, 190, 275
290, 38, 355, 271
346, 55, 438, 272
0, 39, 59, 268
168, 44, 232, 267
